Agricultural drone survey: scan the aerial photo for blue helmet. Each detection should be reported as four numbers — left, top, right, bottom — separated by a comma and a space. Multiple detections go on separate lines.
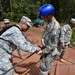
38, 4, 55, 16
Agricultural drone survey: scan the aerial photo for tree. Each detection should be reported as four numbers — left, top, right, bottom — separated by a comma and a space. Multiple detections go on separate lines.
62, 0, 75, 22
51, 0, 63, 22
0, 0, 75, 23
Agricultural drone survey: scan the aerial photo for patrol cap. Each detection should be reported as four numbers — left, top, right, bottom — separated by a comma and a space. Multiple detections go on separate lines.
4, 19, 10, 23
20, 16, 32, 27
70, 18, 75, 24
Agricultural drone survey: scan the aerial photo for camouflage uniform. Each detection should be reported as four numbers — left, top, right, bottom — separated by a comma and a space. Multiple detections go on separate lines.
0, 26, 39, 75
39, 19, 60, 75
59, 24, 72, 58
3, 19, 23, 57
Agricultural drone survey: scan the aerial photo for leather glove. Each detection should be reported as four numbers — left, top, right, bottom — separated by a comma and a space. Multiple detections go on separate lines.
61, 45, 65, 49
37, 50, 42, 55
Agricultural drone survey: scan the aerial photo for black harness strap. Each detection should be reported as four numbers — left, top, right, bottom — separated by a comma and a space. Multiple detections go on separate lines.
0, 24, 21, 35
0, 24, 22, 57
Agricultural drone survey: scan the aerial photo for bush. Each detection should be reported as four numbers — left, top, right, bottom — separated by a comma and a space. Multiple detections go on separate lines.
72, 28, 75, 47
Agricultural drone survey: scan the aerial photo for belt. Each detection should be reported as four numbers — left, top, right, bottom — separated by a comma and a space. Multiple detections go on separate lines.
40, 49, 54, 59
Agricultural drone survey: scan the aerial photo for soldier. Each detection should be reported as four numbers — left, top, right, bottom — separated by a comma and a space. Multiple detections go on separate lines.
0, 16, 40, 75
4, 19, 10, 26
38, 4, 60, 75
59, 18, 75, 61
3, 18, 24, 59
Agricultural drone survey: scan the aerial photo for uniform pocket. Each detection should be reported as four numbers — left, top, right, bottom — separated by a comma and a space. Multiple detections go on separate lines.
51, 35, 56, 44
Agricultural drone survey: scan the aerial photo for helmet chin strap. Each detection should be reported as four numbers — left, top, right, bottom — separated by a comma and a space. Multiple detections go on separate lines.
47, 15, 54, 23
47, 17, 52, 24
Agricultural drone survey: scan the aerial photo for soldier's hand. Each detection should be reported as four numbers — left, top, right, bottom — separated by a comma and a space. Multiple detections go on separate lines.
61, 45, 65, 49
37, 50, 42, 55
38, 47, 41, 51
68, 44, 73, 48
38, 46, 45, 50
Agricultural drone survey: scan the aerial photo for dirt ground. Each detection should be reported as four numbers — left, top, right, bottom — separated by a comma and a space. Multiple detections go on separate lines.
12, 27, 75, 75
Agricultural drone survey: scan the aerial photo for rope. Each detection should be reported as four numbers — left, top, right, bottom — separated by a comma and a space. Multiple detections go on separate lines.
54, 60, 58, 75
21, 60, 40, 75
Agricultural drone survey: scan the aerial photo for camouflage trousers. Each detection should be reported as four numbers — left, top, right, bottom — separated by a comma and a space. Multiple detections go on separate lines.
39, 49, 60, 75
0, 57, 14, 75
0, 69, 14, 75
59, 46, 68, 59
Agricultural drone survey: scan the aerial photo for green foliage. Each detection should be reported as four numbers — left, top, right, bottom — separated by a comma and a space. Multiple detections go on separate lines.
72, 28, 75, 47
62, 0, 75, 22
51, 0, 63, 22
0, 0, 75, 23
